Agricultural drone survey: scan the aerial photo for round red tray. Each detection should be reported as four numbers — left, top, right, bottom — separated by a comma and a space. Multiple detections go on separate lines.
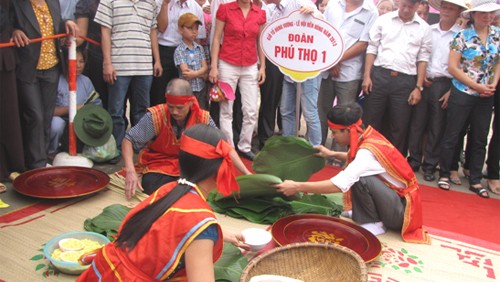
271, 214, 381, 262
13, 166, 109, 199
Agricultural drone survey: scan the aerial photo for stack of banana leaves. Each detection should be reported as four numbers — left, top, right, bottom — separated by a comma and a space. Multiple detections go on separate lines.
208, 136, 343, 224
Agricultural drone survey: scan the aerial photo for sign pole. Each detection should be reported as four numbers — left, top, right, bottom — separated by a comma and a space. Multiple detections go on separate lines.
295, 82, 302, 136
68, 35, 77, 156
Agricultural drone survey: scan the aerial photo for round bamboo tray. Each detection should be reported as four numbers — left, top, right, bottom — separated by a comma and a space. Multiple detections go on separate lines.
240, 242, 367, 282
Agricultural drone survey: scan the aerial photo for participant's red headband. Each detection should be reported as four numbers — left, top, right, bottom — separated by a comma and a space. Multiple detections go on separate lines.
179, 134, 239, 196
327, 119, 364, 161
166, 94, 195, 105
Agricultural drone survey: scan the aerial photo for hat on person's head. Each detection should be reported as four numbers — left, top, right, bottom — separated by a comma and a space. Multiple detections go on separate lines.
461, 0, 500, 18
178, 13, 203, 29
74, 105, 113, 147
429, 0, 468, 10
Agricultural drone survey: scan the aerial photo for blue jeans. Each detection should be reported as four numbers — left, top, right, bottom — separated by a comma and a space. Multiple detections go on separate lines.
280, 77, 322, 146
108, 75, 152, 148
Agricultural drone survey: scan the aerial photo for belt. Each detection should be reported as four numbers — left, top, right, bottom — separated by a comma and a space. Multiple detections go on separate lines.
374, 66, 413, 77
430, 76, 451, 83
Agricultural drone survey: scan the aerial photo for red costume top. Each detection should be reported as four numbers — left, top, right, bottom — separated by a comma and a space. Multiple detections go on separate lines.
77, 182, 223, 281
347, 126, 430, 244
138, 103, 210, 176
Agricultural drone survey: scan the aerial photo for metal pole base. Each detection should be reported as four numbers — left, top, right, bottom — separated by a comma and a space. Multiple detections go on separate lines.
52, 152, 93, 168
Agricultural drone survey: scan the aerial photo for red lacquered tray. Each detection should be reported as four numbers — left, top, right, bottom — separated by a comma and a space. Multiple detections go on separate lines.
13, 166, 109, 199
271, 214, 381, 262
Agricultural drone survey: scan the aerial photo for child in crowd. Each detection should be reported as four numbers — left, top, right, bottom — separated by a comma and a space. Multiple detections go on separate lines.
174, 13, 209, 110
49, 47, 102, 155
376, 0, 394, 15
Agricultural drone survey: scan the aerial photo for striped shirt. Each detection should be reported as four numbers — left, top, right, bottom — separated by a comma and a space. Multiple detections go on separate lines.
94, 0, 159, 76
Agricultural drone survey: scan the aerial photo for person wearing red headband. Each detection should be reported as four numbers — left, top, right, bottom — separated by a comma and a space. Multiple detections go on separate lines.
122, 79, 250, 199
78, 124, 249, 282
275, 103, 430, 244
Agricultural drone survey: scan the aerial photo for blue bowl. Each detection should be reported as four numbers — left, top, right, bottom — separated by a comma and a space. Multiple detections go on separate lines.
43, 231, 110, 275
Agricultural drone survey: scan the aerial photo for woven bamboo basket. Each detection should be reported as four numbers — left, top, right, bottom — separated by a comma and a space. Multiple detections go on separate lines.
240, 242, 367, 282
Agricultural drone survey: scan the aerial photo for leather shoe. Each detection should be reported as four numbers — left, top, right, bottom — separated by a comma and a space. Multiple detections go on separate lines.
238, 150, 255, 161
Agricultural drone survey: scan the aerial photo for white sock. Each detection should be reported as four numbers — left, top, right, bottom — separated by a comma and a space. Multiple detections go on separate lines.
360, 221, 387, 236
340, 210, 353, 219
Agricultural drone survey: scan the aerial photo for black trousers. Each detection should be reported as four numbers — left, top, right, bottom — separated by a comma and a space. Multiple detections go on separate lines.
407, 79, 451, 172
18, 67, 59, 169
150, 45, 178, 106
351, 176, 406, 231
439, 86, 494, 185
486, 85, 500, 179
258, 59, 283, 149
141, 172, 178, 195
363, 66, 416, 155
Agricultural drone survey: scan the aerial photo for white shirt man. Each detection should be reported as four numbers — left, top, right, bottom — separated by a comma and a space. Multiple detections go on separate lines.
362, 0, 432, 155
318, 0, 378, 145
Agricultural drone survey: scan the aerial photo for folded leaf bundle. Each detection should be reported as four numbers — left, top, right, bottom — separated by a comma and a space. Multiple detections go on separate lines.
252, 136, 325, 182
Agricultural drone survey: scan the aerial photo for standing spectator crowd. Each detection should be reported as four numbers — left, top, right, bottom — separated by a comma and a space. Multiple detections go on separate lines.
0, 0, 499, 198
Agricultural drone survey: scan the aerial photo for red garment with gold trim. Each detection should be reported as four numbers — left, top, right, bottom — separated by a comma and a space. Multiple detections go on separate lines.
138, 104, 210, 176
77, 182, 223, 281
347, 126, 430, 244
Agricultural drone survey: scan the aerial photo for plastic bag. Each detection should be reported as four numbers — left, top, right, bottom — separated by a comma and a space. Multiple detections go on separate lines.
82, 135, 119, 163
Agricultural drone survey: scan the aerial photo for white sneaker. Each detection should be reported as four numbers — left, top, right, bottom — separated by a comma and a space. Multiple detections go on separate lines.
340, 210, 353, 219
360, 222, 387, 236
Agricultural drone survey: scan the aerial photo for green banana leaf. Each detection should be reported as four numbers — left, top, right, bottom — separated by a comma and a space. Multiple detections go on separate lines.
83, 204, 131, 241
274, 194, 342, 217
215, 243, 249, 282
252, 136, 325, 182
212, 174, 283, 201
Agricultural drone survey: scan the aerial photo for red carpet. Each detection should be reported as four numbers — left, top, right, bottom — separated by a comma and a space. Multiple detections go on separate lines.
308, 165, 500, 248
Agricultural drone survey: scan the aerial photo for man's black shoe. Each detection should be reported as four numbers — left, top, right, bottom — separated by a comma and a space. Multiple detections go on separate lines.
238, 150, 255, 161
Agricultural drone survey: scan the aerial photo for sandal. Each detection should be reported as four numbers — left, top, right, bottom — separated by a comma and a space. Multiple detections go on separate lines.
450, 176, 462, 185
437, 179, 450, 191
469, 186, 489, 198
487, 180, 500, 195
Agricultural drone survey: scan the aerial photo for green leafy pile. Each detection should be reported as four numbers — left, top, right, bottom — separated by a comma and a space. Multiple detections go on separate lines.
214, 243, 249, 282
83, 204, 131, 241
210, 193, 342, 224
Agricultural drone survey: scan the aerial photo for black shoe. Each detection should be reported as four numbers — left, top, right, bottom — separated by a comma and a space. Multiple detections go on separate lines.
238, 150, 255, 161
423, 171, 435, 182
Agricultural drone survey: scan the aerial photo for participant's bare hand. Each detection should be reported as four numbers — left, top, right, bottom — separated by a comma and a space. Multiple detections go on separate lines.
10, 29, 30, 47
125, 169, 144, 199
329, 64, 341, 78
274, 180, 300, 196
423, 77, 433, 87
314, 145, 333, 159
475, 84, 496, 97
223, 231, 251, 251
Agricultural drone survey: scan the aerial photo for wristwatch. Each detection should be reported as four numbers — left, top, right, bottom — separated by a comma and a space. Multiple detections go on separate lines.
416, 85, 424, 91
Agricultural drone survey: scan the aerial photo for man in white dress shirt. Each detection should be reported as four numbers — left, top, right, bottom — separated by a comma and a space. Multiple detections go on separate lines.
318, 0, 378, 145
150, 0, 206, 106
362, 0, 432, 155
407, 0, 466, 180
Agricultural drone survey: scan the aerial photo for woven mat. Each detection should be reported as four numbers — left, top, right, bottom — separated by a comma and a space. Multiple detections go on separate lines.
0, 174, 498, 282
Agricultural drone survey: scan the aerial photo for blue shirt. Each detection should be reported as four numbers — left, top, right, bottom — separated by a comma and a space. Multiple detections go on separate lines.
55, 74, 102, 107
174, 40, 206, 92
450, 25, 500, 96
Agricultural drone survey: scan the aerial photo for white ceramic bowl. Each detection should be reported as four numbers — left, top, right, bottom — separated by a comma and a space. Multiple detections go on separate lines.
242, 228, 272, 252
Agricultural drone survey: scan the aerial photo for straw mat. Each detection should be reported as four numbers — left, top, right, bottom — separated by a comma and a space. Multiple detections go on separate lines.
0, 175, 499, 281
